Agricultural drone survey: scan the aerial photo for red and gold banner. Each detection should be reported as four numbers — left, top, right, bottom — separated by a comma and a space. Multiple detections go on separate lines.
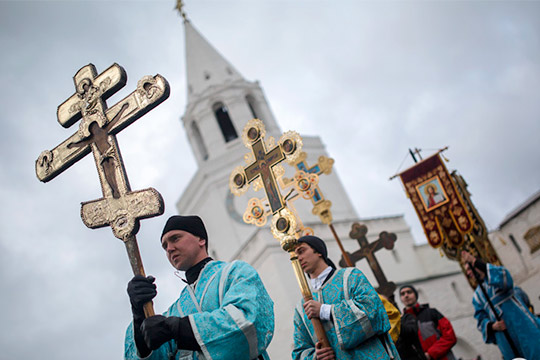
399, 153, 473, 248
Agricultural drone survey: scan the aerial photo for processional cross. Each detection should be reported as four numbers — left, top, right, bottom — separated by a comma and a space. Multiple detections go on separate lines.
230, 119, 331, 348
36, 63, 170, 317
339, 223, 398, 300
282, 151, 360, 269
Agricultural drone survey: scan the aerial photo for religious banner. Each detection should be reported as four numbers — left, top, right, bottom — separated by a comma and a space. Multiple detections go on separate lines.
452, 171, 503, 288
399, 152, 473, 248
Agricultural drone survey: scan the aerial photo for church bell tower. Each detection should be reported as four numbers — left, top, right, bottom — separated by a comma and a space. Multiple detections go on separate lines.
177, 17, 358, 358
177, 19, 357, 263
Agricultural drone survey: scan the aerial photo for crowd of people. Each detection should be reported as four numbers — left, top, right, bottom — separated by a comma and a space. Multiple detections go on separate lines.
123, 214, 540, 360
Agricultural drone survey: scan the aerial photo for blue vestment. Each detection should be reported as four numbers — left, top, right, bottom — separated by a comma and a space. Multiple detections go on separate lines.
292, 268, 400, 359
472, 264, 540, 360
125, 260, 274, 360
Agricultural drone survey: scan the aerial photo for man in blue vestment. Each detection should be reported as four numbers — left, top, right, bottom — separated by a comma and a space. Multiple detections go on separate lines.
462, 250, 540, 360
124, 215, 275, 360
292, 235, 399, 360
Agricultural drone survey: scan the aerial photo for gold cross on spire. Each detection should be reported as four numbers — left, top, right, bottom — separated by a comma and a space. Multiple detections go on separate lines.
176, 0, 188, 20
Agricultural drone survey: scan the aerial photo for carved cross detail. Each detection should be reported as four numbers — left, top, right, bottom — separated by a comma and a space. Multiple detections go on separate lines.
36, 63, 169, 241
290, 152, 334, 224
35, 63, 170, 317
340, 222, 398, 299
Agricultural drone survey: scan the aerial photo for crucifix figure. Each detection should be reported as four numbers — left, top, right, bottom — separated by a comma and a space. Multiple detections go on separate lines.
339, 222, 398, 301
243, 130, 286, 214
35, 63, 170, 317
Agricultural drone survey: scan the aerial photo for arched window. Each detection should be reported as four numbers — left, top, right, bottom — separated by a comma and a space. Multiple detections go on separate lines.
191, 121, 208, 160
213, 102, 238, 142
245, 94, 259, 120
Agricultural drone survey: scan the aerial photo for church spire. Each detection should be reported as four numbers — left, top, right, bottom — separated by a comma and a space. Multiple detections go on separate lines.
175, 0, 188, 22
184, 19, 245, 102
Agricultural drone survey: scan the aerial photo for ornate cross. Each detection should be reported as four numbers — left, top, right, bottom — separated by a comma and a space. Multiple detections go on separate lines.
243, 132, 285, 214
35, 63, 170, 316
230, 119, 331, 348
339, 222, 398, 300
283, 151, 334, 223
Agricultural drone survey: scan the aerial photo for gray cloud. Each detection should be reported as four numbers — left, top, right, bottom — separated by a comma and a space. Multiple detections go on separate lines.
1, 1, 539, 358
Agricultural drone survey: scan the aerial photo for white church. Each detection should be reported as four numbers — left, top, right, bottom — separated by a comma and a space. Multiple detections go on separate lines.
173, 16, 540, 360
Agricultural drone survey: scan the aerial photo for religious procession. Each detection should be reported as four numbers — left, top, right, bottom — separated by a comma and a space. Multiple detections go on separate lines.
15, 1, 540, 360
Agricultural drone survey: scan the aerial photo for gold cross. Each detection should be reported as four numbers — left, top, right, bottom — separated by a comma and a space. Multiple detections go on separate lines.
229, 119, 331, 348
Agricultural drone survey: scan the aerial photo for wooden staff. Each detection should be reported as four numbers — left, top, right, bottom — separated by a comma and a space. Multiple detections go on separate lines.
125, 236, 155, 317
289, 249, 331, 348
468, 260, 520, 358
328, 223, 353, 267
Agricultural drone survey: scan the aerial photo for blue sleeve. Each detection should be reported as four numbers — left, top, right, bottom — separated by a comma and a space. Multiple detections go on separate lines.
472, 289, 496, 345
292, 304, 316, 360
331, 269, 390, 350
188, 261, 274, 360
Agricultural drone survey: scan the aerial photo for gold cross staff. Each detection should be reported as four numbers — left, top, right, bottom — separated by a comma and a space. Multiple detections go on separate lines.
35, 63, 170, 318
230, 119, 331, 349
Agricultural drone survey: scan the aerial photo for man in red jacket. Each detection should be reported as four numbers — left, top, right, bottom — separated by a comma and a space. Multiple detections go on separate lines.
399, 285, 457, 360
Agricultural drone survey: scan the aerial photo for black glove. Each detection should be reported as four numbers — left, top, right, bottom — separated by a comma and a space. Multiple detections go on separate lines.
141, 315, 181, 350
127, 275, 157, 321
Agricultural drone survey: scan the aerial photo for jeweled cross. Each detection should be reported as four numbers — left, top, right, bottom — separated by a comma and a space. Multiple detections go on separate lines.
339, 222, 398, 300
244, 131, 285, 214
295, 152, 333, 204
35, 63, 170, 316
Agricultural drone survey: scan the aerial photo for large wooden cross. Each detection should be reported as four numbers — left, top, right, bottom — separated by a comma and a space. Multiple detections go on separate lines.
35, 63, 170, 316
339, 222, 398, 300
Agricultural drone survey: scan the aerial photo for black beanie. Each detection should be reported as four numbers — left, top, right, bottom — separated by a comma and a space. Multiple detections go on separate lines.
161, 215, 208, 245
298, 235, 336, 269
399, 284, 418, 300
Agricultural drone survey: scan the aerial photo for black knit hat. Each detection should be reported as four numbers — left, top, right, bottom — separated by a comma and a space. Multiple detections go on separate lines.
298, 235, 336, 269
399, 284, 418, 300
161, 215, 208, 247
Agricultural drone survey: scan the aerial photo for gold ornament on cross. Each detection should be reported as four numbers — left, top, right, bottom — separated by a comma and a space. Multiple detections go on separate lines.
228, 118, 331, 348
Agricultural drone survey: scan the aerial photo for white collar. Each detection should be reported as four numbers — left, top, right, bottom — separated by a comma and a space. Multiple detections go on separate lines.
310, 266, 333, 290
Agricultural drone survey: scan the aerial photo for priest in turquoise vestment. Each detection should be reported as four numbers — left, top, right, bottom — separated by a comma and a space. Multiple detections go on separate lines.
463, 250, 540, 360
124, 215, 274, 360
292, 235, 399, 360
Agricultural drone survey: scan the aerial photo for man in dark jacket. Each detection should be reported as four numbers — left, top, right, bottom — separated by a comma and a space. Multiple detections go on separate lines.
397, 285, 457, 360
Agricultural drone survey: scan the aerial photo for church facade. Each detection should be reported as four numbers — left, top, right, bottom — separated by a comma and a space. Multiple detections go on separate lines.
175, 19, 508, 359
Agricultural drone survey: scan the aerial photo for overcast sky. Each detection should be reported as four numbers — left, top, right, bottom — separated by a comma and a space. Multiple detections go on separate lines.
1, 1, 539, 358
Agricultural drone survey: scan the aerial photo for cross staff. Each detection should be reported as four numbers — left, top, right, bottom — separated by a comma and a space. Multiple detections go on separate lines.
283, 151, 354, 266
339, 223, 398, 300
230, 119, 331, 349
35, 63, 170, 317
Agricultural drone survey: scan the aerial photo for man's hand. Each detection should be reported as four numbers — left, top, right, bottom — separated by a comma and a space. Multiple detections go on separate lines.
461, 250, 476, 264
127, 275, 157, 319
315, 342, 335, 360
492, 320, 507, 331
141, 315, 180, 350
424, 352, 432, 359
303, 300, 322, 320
